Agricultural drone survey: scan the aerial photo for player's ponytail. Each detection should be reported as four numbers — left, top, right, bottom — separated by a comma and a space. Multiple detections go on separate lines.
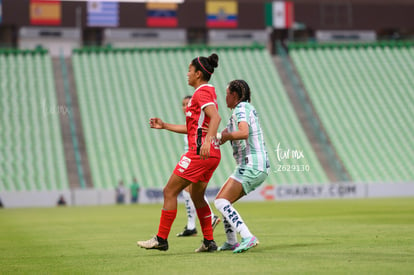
239, 80, 251, 103
191, 53, 219, 81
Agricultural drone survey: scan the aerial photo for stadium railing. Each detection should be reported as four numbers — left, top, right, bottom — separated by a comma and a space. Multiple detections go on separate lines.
59, 53, 86, 189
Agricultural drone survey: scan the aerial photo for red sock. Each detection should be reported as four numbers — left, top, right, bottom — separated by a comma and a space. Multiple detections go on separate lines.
196, 205, 214, 241
157, 209, 177, 240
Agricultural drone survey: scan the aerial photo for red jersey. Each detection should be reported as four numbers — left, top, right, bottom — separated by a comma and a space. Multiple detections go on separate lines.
185, 84, 221, 158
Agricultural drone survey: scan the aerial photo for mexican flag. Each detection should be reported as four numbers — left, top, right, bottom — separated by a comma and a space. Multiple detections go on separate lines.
265, 1, 294, 29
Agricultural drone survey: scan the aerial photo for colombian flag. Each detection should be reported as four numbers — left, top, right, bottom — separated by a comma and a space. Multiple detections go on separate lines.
146, 3, 178, 28
30, 0, 61, 26
206, 1, 238, 28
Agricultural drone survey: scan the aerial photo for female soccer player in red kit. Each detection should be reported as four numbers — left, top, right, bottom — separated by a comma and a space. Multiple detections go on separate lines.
137, 53, 221, 252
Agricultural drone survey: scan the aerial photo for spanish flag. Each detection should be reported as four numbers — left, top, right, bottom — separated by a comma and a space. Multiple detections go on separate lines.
30, 0, 61, 26
146, 3, 178, 28
206, 1, 238, 28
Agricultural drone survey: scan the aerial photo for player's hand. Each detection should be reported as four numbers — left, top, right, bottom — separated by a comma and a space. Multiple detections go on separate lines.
219, 129, 229, 145
199, 140, 211, 160
201, 122, 209, 133
149, 117, 164, 129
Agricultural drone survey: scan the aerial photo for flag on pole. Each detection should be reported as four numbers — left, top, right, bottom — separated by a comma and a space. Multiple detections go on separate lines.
146, 2, 178, 28
30, 0, 61, 26
206, 1, 238, 28
87, 1, 119, 27
265, 1, 294, 29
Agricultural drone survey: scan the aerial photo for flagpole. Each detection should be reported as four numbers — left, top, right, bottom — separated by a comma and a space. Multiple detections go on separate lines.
76, 6, 82, 29
76, 5, 82, 46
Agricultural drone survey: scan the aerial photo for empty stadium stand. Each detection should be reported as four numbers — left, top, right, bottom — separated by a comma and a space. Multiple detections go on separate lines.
3, 41, 412, 203
72, 45, 329, 189
290, 42, 414, 182
0, 49, 69, 191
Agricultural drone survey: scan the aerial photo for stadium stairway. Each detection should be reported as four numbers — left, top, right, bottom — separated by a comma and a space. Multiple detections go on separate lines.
272, 53, 350, 182
51, 57, 93, 189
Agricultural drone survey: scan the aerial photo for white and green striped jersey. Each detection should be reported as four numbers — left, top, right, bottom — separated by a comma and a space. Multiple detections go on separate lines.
226, 102, 270, 173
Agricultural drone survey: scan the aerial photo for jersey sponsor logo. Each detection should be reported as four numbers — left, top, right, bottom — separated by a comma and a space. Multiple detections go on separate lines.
185, 111, 192, 117
178, 156, 191, 169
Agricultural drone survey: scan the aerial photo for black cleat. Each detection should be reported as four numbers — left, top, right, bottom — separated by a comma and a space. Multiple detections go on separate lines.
195, 238, 218, 252
177, 226, 197, 237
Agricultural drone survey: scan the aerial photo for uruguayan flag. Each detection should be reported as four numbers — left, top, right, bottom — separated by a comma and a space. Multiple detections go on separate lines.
87, 1, 119, 27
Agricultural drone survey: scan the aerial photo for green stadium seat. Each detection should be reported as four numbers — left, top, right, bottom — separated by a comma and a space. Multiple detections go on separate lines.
0, 50, 69, 192
290, 43, 414, 182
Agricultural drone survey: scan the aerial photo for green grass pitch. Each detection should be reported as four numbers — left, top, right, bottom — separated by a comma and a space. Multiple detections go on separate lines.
1, 198, 414, 274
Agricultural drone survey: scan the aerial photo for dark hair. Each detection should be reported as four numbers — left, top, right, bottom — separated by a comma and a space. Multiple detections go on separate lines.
228, 79, 251, 103
191, 53, 219, 81
183, 95, 192, 100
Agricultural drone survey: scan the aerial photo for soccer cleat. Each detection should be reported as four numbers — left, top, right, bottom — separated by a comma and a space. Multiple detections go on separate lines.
176, 226, 197, 237
218, 242, 240, 251
195, 239, 218, 253
137, 235, 168, 251
211, 215, 221, 230
233, 236, 259, 253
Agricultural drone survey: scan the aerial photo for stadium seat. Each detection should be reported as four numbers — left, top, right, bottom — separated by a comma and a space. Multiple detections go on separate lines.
0, 49, 69, 192
290, 42, 414, 182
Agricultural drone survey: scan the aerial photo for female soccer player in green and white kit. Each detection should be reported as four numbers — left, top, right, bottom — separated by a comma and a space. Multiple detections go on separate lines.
215, 79, 270, 253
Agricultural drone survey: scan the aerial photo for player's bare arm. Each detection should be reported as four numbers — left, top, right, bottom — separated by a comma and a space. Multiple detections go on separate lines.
149, 117, 187, 134
220, 121, 249, 144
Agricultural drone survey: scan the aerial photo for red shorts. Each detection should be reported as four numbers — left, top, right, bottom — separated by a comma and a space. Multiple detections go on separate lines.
173, 152, 221, 183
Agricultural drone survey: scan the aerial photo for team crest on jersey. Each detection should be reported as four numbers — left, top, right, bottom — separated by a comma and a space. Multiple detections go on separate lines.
178, 156, 191, 169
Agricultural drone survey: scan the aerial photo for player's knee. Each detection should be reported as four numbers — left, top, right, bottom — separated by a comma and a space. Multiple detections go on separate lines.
163, 186, 176, 200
